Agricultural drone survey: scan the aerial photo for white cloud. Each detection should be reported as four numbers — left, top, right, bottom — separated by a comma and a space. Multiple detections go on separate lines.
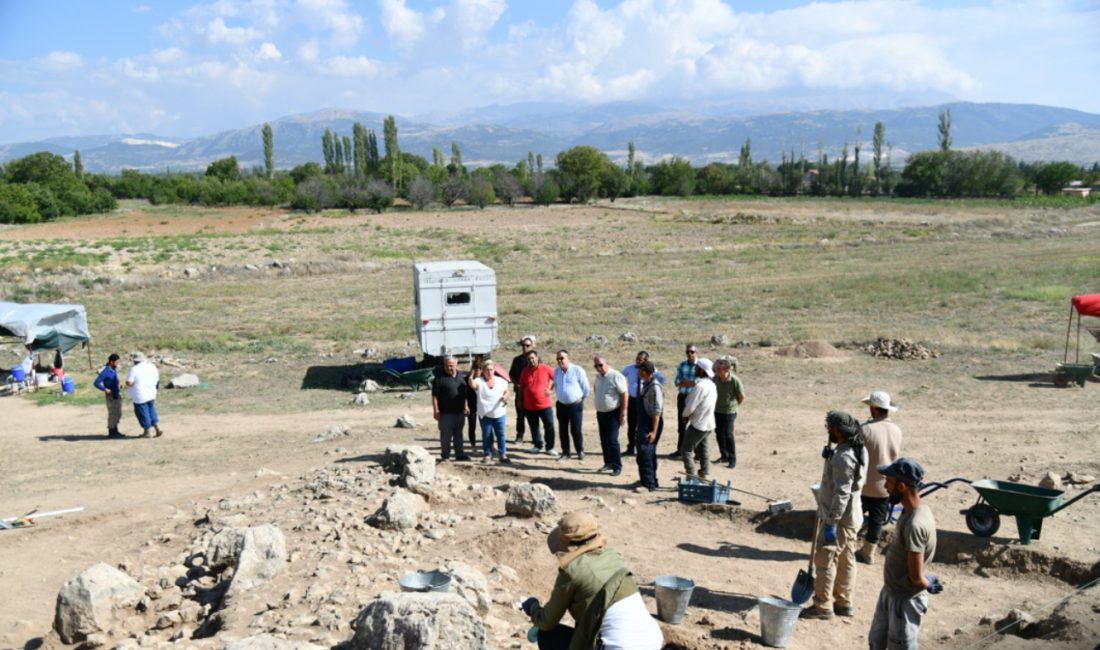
131, 4, 152, 13
39, 51, 85, 72
116, 58, 161, 82
380, 0, 427, 47
151, 48, 187, 65
295, 0, 364, 47
257, 42, 282, 61
315, 55, 380, 77
297, 40, 320, 62
206, 17, 261, 46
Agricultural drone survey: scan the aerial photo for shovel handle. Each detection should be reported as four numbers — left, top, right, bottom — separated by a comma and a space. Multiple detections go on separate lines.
807, 516, 820, 571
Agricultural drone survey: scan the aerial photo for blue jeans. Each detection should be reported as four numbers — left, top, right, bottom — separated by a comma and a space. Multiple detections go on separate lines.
479, 415, 506, 457
596, 410, 622, 470
523, 406, 554, 449
555, 401, 584, 455
715, 411, 737, 466
133, 400, 159, 429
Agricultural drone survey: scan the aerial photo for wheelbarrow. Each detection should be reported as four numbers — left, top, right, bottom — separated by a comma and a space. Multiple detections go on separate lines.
961, 479, 1100, 544
1054, 293, 1100, 387
382, 367, 435, 391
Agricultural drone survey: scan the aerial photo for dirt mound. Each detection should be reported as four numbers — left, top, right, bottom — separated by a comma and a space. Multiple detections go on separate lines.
861, 337, 938, 360
774, 340, 847, 359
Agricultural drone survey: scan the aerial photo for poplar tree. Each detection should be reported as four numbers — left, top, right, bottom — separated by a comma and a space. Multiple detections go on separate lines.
353, 122, 367, 177
367, 130, 379, 174
850, 127, 862, 197
334, 137, 344, 174
450, 142, 464, 175
872, 121, 885, 196
262, 123, 274, 178
938, 109, 952, 151
383, 115, 400, 190
627, 141, 636, 176
528, 152, 536, 177
322, 129, 335, 174
73, 149, 83, 179
342, 135, 352, 171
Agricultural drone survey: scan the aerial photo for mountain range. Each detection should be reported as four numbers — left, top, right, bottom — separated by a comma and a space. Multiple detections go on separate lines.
2, 101, 1099, 174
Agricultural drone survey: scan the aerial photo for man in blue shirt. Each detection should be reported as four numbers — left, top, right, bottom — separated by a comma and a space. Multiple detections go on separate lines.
553, 350, 590, 460
93, 353, 124, 439
671, 344, 699, 459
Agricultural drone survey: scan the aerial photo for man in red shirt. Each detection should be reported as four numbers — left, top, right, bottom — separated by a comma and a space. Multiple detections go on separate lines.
518, 349, 557, 455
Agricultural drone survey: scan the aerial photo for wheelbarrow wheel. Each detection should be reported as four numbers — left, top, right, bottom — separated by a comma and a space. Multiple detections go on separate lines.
1053, 373, 1070, 388
965, 504, 1001, 537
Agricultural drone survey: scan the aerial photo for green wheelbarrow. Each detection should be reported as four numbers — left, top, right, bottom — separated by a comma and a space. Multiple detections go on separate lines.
961, 479, 1100, 544
382, 367, 435, 391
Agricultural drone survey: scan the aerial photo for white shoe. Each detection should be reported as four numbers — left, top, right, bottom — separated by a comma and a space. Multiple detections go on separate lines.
526, 446, 543, 454
545, 449, 560, 457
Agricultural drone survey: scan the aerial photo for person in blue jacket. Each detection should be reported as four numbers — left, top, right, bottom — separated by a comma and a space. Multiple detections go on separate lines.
93, 353, 124, 439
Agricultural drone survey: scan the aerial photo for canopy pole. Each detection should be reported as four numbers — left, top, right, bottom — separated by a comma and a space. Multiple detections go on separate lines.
1064, 303, 1073, 364
1076, 314, 1082, 364
86, 342, 93, 371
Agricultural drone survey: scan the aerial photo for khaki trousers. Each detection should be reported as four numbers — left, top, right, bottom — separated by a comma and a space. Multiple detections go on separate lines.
105, 394, 122, 430
813, 524, 859, 609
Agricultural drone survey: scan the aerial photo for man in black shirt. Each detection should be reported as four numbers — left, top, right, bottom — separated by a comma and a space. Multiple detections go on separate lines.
510, 336, 535, 443
432, 356, 470, 461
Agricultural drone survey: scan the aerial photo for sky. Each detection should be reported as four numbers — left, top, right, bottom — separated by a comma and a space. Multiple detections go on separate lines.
1, 0, 1098, 143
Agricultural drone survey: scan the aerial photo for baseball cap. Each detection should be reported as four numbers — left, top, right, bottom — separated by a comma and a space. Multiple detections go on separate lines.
695, 358, 714, 378
862, 390, 898, 412
877, 458, 924, 486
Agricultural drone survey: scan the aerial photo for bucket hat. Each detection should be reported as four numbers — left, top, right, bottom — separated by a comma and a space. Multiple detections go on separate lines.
861, 390, 898, 412
130, 351, 147, 363
547, 512, 607, 567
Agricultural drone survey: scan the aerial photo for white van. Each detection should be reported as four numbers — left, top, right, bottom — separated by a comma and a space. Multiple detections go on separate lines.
413, 260, 499, 359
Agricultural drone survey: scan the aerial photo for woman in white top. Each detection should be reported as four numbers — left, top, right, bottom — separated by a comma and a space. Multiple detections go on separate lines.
467, 359, 510, 463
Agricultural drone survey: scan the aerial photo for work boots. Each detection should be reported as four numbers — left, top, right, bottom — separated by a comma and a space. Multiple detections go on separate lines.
855, 541, 877, 565
107, 427, 124, 439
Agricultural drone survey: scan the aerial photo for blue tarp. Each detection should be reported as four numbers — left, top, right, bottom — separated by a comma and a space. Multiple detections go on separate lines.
0, 302, 90, 352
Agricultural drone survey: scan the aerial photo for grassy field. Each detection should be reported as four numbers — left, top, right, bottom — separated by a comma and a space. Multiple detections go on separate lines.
1, 196, 1097, 414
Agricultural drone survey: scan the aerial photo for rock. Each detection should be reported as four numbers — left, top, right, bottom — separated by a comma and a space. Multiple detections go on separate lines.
368, 491, 428, 531
54, 562, 146, 644
358, 379, 382, 393
383, 445, 436, 498
1065, 472, 1097, 485
1039, 472, 1061, 490
441, 561, 491, 616
710, 335, 730, 346
183, 267, 200, 278
396, 414, 417, 429
244, 263, 259, 271
168, 373, 200, 389
619, 332, 637, 342
585, 334, 608, 345
505, 482, 557, 518
350, 592, 484, 650
313, 425, 350, 443
225, 634, 325, 650
995, 609, 1032, 634
352, 393, 370, 405
230, 524, 287, 591
861, 337, 938, 361
207, 528, 246, 572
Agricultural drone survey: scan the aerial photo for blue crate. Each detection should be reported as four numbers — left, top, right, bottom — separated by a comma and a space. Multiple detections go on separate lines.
677, 479, 732, 504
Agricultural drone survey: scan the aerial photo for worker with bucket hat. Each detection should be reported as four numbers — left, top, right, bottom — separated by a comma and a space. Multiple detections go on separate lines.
857, 390, 903, 565
521, 512, 662, 650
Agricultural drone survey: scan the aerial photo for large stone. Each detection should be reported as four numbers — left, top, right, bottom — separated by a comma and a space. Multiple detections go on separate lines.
206, 528, 246, 572
54, 563, 146, 643
168, 373, 201, 389
230, 525, 287, 591
1039, 472, 1061, 490
224, 634, 325, 650
383, 445, 436, 498
368, 491, 428, 531
396, 414, 417, 429
505, 482, 557, 518
441, 561, 491, 616
350, 592, 485, 650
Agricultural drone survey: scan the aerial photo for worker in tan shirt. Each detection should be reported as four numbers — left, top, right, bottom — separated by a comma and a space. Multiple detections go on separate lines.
856, 390, 903, 565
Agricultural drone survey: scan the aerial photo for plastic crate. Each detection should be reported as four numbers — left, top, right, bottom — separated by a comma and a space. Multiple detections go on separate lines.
383, 356, 417, 373
677, 479, 732, 504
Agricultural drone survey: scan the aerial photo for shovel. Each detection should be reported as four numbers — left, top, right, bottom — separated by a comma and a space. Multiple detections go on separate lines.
790, 516, 819, 604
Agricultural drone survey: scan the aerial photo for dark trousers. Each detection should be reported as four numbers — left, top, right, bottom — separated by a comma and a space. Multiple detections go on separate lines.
715, 411, 737, 466
863, 496, 891, 543
596, 410, 622, 470
675, 393, 687, 451
556, 401, 584, 455
523, 406, 554, 450
625, 397, 639, 453
515, 401, 526, 438
536, 624, 574, 650
466, 396, 478, 447
635, 404, 664, 488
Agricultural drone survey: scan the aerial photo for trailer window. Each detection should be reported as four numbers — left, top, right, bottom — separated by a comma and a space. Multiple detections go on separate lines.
446, 292, 471, 305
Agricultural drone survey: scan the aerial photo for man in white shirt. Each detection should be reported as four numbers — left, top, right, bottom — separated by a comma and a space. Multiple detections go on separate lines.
126, 351, 163, 438
592, 356, 629, 476
553, 350, 590, 460
680, 358, 717, 481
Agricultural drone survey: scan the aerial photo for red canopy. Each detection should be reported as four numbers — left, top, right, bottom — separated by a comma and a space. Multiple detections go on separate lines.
1071, 293, 1100, 317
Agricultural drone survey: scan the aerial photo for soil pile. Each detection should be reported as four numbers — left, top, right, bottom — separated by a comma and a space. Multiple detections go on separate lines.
774, 340, 847, 359
861, 337, 939, 360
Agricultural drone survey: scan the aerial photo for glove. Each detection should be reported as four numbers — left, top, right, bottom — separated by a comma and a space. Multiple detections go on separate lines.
926, 575, 944, 595
521, 597, 540, 616
821, 445, 834, 459
822, 523, 837, 543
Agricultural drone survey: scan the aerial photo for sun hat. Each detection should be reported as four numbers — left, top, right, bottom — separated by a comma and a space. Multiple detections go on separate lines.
131, 351, 147, 362
862, 390, 898, 412
517, 335, 537, 346
695, 358, 714, 378
877, 458, 924, 487
547, 512, 607, 567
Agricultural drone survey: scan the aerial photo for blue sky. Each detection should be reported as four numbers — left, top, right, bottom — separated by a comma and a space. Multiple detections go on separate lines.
1, 0, 1098, 143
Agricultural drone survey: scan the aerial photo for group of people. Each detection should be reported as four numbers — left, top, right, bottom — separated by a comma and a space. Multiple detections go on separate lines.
430, 337, 746, 492
92, 351, 163, 439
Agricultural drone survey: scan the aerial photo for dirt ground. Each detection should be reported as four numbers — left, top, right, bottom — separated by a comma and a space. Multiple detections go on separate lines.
1, 199, 1099, 650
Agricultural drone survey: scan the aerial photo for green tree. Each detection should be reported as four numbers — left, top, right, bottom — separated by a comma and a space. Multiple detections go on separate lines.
850, 128, 862, 197
0, 182, 40, 223
408, 176, 435, 209
1035, 161, 1081, 195
73, 149, 84, 180
383, 115, 401, 191
468, 172, 496, 208
555, 145, 611, 203
342, 135, 352, 172
352, 123, 367, 177
441, 173, 468, 207
897, 151, 950, 197
262, 123, 274, 179
334, 137, 344, 174
367, 130, 380, 174
871, 121, 885, 196
205, 156, 241, 182
938, 109, 952, 152
533, 176, 559, 205
289, 161, 323, 185
322, 129, 335, 174
627, 141, 636, 177
449, 142, 465, 176
650, 156, 695, 196
433, 146, 445, 169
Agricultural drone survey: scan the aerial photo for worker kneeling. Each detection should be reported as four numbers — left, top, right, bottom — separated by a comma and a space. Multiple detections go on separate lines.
522, 512, 663, 650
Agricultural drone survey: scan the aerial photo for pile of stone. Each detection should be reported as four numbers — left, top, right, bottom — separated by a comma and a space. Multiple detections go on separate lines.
861, 337, 938, 360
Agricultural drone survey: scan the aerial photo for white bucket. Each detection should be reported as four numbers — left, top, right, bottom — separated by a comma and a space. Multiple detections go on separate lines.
758, 596, 801, 647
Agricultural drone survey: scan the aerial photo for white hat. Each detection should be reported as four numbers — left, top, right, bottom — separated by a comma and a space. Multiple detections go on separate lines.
695, 358, 714, 378
131, 351, 147, 363
517, 335, 536, 346
862, 390, 898, 412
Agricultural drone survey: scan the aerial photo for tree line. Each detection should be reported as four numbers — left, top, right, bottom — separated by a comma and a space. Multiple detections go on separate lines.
1, 110, 1098, 224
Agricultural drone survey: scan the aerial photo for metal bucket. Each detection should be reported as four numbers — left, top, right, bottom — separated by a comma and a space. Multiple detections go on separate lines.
653, 575, 695, 624
398, 570, 451, 593
758, 596, 801, 648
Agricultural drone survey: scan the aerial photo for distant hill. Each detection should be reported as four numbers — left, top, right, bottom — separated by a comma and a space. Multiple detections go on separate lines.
2, 102, 1098, 173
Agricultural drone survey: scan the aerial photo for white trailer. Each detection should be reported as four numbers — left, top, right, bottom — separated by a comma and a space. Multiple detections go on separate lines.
413, 260, 499, 359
